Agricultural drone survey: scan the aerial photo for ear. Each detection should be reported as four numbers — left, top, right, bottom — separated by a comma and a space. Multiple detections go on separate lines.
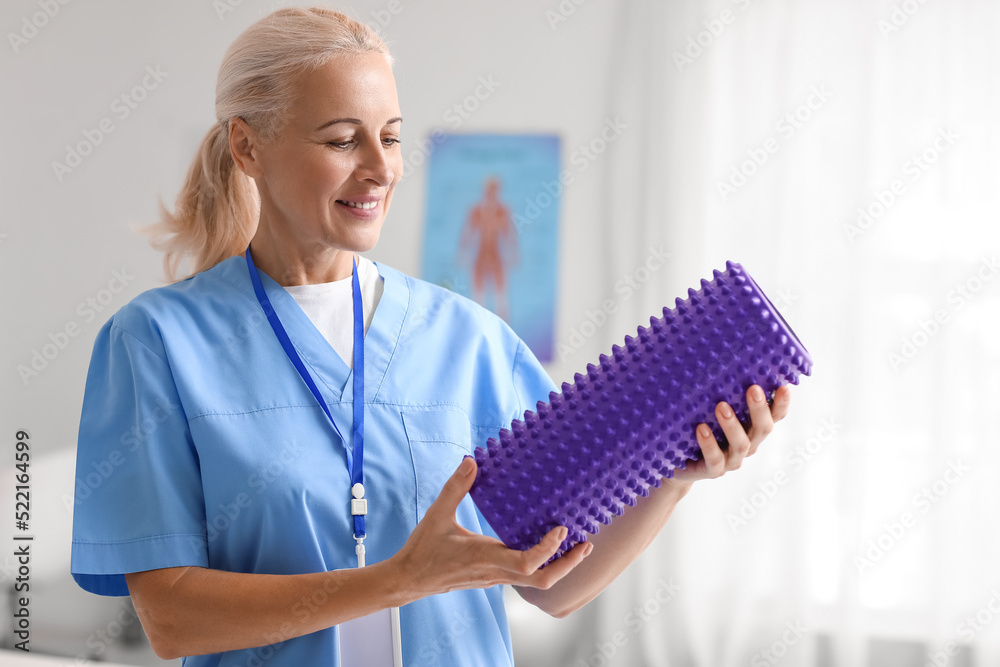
229, 117, 264, 179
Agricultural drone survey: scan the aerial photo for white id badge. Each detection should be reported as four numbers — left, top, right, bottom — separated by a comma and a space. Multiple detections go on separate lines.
338, 606, 402, 666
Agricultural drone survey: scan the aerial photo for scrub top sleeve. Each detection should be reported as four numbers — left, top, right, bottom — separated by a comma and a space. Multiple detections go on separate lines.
510, 339, 558, 419
71, 320, 208, 597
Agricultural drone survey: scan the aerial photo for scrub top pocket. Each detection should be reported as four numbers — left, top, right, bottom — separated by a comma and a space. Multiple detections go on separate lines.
401, 407, 476, 524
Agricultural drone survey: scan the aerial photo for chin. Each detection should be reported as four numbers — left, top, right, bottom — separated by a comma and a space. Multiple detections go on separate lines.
348, 227, 383, 253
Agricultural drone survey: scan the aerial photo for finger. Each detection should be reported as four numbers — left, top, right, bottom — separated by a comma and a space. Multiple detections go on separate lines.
519, 540, 593, 590
511, 526, 569, 576
425, 455, 477, 522
696, 423, 726, 478
770, 385, 792, 422
716, 401, 750, 471
746, 385, 775, 455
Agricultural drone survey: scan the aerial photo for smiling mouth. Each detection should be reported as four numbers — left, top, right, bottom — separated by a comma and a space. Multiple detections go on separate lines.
337, 200, 378, 210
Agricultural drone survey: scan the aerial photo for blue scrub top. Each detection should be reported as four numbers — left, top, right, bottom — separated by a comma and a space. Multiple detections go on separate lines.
70, 254, 557, 667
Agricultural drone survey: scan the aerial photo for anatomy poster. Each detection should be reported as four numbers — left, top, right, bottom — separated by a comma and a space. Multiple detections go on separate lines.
421, 133, 560, 362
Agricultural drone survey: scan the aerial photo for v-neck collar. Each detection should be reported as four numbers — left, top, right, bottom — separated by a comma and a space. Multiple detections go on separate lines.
218, 255, 409, 404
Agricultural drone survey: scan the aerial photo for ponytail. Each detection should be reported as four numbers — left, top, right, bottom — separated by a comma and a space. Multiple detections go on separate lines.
144, 6, 392, 282
148, 122, 259, 282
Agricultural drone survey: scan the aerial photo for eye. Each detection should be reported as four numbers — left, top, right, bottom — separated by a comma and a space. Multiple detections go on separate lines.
382, 137, 401, 147
327, 140, 352, 149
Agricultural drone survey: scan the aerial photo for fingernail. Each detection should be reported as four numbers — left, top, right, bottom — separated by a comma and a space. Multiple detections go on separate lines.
459, 455, 474, 475
698, 424, 712, 438
719, 403, 734, 419
583, 543, 594, 557
751, 386, 765, 403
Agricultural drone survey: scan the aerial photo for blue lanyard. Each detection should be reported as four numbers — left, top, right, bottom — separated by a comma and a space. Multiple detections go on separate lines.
245, 246, 367, 546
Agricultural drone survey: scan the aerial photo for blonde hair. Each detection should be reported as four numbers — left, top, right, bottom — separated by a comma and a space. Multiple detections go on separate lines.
146, 6, 392, 282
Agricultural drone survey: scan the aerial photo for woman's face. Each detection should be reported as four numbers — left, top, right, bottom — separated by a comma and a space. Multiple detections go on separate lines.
252, 52, 403, 254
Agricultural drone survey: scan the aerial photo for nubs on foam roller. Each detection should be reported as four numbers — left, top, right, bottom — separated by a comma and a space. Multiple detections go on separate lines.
470, 261, 814, 560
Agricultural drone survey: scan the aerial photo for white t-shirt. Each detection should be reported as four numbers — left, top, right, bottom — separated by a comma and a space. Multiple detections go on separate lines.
282, 255, 383, 369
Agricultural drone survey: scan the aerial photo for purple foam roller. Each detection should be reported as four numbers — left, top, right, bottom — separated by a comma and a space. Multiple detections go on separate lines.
470, 261, 813, 559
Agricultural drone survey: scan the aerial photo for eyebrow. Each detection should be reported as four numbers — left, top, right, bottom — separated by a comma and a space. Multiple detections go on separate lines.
315, 116, 403, 131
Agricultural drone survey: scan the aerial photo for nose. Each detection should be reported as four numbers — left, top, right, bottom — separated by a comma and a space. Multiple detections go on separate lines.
356, 136, 396, 187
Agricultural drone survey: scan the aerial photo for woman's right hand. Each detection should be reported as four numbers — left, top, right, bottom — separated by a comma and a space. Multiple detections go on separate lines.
388, 456, 592, 604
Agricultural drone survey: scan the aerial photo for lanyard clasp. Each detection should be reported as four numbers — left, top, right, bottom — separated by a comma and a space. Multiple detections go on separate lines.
354, 534, 367, 568
350, 482, 368, 516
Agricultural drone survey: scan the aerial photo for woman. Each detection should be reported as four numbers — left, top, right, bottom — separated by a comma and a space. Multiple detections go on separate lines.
70, 7, 791, 665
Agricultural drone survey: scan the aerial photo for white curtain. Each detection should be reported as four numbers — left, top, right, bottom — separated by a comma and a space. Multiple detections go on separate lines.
511, 1, 1000, 665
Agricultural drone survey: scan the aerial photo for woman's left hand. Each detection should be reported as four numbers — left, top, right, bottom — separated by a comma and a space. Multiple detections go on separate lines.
668, 384, 792, 485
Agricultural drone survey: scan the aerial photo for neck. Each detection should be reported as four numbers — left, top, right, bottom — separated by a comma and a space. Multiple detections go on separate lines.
248, 224, 356, 286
